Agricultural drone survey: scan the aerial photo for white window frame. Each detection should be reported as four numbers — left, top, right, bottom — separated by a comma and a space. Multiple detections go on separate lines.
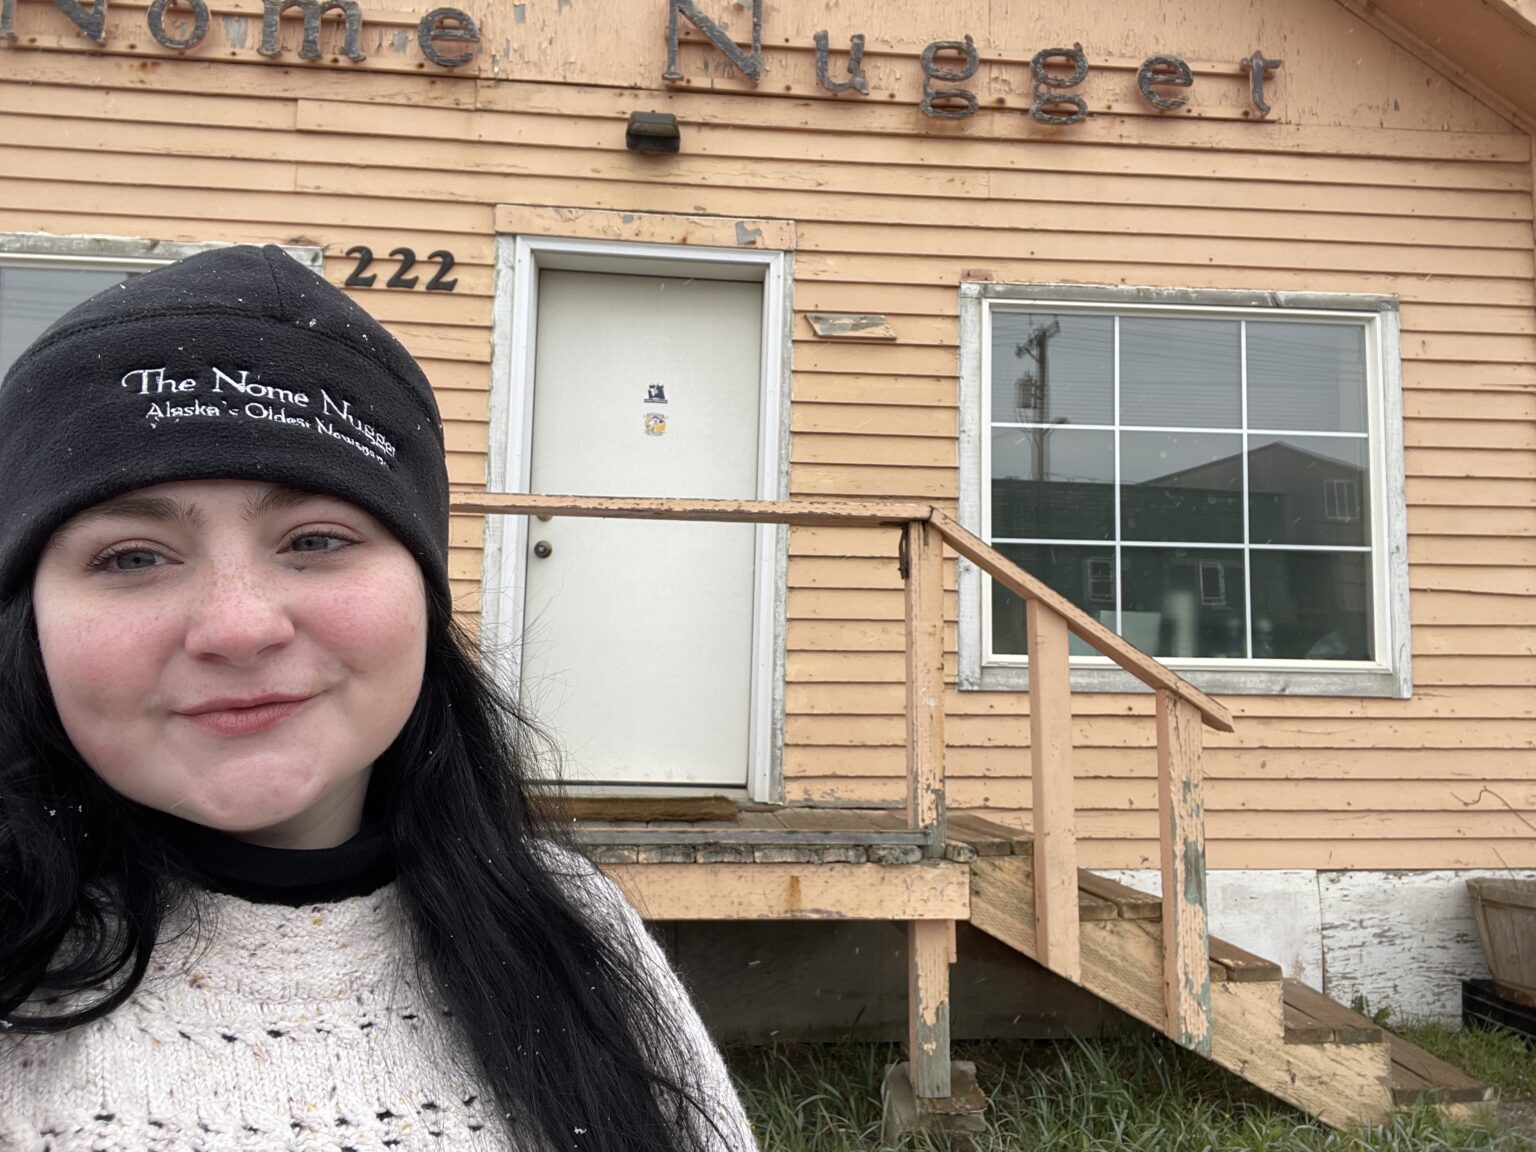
0, 232, 322, 277
482, 233, 793, 802
958, 282, 1410, 699
1, 233, 325, 379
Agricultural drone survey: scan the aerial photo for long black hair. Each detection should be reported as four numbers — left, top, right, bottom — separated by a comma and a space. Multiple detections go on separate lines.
0, 583, 723, 1152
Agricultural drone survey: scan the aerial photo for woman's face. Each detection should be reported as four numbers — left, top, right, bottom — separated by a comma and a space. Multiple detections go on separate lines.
32, 479, 428, 849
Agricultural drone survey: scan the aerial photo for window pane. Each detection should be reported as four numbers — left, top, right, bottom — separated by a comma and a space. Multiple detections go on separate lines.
1251, 551, 1372, 660
1121, 431, 1243, 543
991, 428, 1113, 541
1121, 547, 1246, 659
1248, 321, 1367, 433
991, 543, 1114, 658
1248, 435, 1370, 546
1121, 317, 1240, 428
990, 311, 1113, 426
0, 266, 129, 379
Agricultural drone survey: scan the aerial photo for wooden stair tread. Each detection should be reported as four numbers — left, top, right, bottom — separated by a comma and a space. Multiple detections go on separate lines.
946, 813, 1033, 856
1076, 871, 1163, 920
1209, 936, 1284, 983
1389, 1034, 1495, 1105
1282, 980, 1385, 1044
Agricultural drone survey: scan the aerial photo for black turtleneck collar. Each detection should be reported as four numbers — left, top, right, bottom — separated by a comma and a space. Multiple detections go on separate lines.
160, 817, 397, 906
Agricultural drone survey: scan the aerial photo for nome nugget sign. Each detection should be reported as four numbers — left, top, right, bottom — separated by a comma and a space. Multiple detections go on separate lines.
1, 0, 1282, 123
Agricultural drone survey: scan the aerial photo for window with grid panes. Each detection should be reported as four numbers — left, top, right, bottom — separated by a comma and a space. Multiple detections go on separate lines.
979, 300, 1393, 676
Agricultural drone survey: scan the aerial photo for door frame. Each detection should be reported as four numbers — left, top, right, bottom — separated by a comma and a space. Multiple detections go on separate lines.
483, 232, 791, 802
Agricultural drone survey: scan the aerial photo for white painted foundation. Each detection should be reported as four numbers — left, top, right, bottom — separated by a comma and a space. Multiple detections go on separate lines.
1093, 868, 1536, 1021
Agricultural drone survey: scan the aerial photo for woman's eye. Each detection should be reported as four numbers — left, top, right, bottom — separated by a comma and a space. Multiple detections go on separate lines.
289, 532, 349, 554
101, 548, 163, 572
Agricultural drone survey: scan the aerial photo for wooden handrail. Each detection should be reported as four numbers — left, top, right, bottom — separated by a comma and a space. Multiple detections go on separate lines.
451, 492, 933, 528
927, 511, 1235, 734
454, 492, 1219, 1059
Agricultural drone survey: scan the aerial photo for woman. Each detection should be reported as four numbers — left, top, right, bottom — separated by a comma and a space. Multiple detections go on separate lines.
0, 244, 756, 1151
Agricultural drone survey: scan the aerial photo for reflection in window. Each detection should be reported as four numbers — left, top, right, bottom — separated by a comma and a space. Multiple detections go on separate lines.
1324, 478, 1361, 522
992, 543, 1112, 659
1121, 431, 1243, 543
990, 312, 1112, 426
986, 308, 1375, 664
991, 428, 1114, 541
1120, 317, 1240, 429
1248, 435, 1369, 547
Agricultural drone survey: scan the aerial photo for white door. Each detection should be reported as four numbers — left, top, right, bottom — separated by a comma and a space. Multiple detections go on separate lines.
520, 268, 763, 788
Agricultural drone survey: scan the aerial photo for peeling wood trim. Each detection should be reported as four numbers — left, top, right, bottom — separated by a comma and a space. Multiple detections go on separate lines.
493, 204, 795, 251
805, 312, 896, 340
603, 861, 970, 920
0, 230, 323, 269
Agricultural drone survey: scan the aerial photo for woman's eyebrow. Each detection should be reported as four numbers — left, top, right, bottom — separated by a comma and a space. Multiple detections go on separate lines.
50, 494, 204, 547
244, 486, 328, 519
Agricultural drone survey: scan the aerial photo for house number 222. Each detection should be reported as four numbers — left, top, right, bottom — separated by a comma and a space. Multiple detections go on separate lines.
343, 246, 458, 292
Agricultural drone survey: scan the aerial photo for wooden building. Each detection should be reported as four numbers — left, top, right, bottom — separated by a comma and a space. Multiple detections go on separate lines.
2, 0, 1534, 1130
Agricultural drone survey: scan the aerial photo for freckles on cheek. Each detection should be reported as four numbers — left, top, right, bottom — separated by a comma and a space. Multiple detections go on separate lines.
42, 612, 163, 712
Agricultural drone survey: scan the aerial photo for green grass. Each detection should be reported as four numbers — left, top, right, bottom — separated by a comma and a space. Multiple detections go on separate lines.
726, 1027, 1520, 1151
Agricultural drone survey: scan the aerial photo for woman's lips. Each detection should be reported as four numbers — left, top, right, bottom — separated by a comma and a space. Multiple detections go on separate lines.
177, 696, 316, 737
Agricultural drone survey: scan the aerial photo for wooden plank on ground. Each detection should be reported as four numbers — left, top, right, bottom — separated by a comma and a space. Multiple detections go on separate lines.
604, 862, 969, 920
1157, 689, 1213, 1056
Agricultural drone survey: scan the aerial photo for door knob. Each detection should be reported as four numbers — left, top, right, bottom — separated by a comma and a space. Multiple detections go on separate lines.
533, 540, 553, 559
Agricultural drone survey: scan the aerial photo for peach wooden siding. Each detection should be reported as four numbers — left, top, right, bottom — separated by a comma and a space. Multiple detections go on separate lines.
2, 0, 1532, 870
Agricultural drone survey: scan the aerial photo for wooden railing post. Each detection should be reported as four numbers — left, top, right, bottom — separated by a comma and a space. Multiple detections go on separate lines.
1027, 600, 1080, 982
903, 518, 952, 1101
1156, 688, 1213, 1055
908, 920, 952, 1099
903, 519, 946, 854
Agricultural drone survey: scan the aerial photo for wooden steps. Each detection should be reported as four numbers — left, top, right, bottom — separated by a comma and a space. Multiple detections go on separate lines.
1390, 1032, 1496, 1111
1284, 980, 1385, 1045
1281, 981, 1493, 1109
962, 831, 1492, 1130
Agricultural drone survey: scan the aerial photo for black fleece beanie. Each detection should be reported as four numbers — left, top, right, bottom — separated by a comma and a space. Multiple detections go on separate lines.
0, 244, 450, 599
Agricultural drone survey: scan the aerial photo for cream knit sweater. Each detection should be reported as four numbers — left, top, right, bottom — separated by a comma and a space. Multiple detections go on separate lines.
0, 856, 756, 1151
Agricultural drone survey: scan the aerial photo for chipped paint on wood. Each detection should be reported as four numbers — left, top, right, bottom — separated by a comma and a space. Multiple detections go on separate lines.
1157, 690, 1213, 1054
908, 919, 952, 1098
805, 311, 897, 340
1322, 869, 1536, 1020
493, 204, 796, 251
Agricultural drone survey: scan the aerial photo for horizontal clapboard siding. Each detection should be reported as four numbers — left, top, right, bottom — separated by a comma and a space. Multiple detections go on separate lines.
0, 0, 1531, 870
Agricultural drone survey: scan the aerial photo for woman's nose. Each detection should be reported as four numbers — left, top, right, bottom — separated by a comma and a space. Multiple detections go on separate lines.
182, 560, 296, 664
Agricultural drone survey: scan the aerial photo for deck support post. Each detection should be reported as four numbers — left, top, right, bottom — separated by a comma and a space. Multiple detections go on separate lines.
1156, 688, 1213, 1055
902, 519, 946, 855
907, 919, 953, 1099
1028, 600, 1080, 982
